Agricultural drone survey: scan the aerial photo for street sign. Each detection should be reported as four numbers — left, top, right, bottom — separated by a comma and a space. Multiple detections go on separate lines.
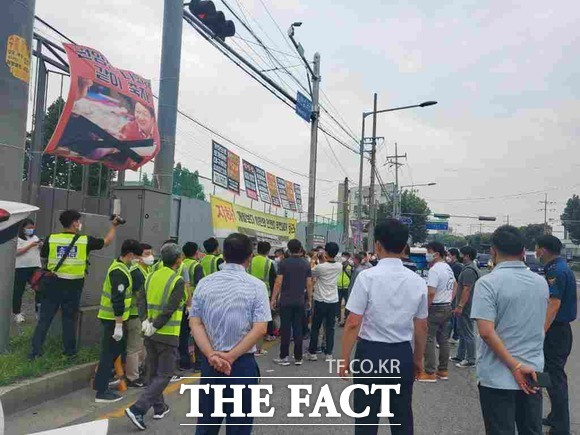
296, 91, 312, 122
426, 221, 449, 231
400, 216, 413, 225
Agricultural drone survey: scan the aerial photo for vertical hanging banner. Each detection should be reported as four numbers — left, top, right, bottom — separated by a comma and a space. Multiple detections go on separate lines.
276, 177, 291, 210
212, 141, 240, 194
294, 183, 303, 213
227, 148, 240, 194
266, 172, 281, 208
44, 44, 160, 171
242, 160, 258, 201
254, 166, 271, 204
285, 180, 297, 211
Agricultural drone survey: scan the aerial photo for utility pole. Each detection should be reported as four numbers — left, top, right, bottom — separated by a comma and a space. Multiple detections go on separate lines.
539, 193, 556, 234
153, 0, 184, 194
1, 0, 36, 352
367, 93, 378, 249
342, 177, 349, 250
357, 114, 366, 250
385, 142, 407, 218
306, 53, 321, 251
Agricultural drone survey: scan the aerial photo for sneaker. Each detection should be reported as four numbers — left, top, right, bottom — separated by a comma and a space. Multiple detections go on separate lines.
295, 359, 303, 366
273, 357, 290, 366
325, 354, 334, 362
254, 349, 268, 357
416, 372, 437, 383
316, 347, 323, 354
456, 361, 475, 369
95, 390, 124, 403
126, 377, 145, 388
153, 404, 171, 419
449, 356, 463, 363
436, 370, 449, 380
170, 375, 181, 383
304, 353, 318, 361
13, 313, 25, 323
108, 378, 121, 389
125, 406, 147, 431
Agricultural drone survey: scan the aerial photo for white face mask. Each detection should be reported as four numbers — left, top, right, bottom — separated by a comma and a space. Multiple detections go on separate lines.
342, 256, 348, 262
426, 253, 435, 263
77, 223, 83, 232
143, 255, 155, 266
24, 228, 35, 237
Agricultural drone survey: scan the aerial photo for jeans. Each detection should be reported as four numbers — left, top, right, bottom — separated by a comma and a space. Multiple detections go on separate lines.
12, 267, 40, 314
94, 320, 125, 393
279, 304, 304, 360
478, 385, 543, 435
134, 338, 178, 415
196, 354, 259, 435
353, 339, 415, 435
424, 304, 452, 374
31, 278, 83, 357
544, 321, 573, 435
455, 312, 476, 364
337, 287, 348, 321
308, 300, 338, 355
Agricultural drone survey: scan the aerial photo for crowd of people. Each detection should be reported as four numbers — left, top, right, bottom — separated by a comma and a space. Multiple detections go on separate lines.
11, 210, 577, 434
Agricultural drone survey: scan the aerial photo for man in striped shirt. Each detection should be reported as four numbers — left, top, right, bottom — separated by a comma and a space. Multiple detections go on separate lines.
190, 233, 271, 434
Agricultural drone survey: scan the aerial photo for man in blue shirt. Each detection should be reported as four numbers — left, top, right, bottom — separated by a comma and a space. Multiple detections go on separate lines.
536, 235, 577, 435
472, 225, 549, 435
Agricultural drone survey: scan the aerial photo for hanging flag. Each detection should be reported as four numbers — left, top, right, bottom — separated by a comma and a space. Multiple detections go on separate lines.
285, 180, 297, 211
266, 172, 281, 207
242, 160, 259, 201
254, 165, 271, 204
276, 177, 291, 210
212, 141, 240, 194
294, 183, 303, 213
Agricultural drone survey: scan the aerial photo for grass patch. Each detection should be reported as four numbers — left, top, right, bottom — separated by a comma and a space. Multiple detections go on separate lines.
0, 325, 99, 387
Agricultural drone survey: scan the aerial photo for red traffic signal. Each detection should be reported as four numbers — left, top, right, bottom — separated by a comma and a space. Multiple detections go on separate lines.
188, 0, 236, 40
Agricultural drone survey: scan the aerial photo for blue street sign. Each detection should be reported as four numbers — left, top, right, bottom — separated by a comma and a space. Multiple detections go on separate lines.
296, 91, 312, 122
426, 221, 449, 231
400, 216, 413, 225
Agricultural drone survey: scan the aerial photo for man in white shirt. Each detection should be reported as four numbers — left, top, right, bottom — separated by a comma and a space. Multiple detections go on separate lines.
306, 242, 342, 361
340, 219, 428, 434
417, 241, 456, 383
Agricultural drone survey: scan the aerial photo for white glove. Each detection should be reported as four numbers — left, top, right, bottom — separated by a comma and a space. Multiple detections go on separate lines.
112, 323, 123, 341
141, 320, 149, 333
144, 321, 157, 337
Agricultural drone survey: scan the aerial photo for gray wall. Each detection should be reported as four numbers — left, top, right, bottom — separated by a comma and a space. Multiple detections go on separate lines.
172, 196, 213, 245
296, 222, 345, 251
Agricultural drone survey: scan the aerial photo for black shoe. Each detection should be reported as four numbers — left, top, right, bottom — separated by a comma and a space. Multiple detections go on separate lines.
542, 418, 554, 427
449, 357, 462, 363
95, 390, 124, 403
125, 406, 147, 431
153, 404, 171, 420
126, 377, 145, 388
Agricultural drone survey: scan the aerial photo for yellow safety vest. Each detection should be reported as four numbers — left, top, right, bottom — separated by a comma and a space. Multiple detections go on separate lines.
201, 254, 220, 277
46, 233, 88, 279
248, 255, 273, 293
145, 266, 185, 337
337, 264, 353, 289
98, 260, 133, 321
182, 258, 201, 290
129, 264, 149, 316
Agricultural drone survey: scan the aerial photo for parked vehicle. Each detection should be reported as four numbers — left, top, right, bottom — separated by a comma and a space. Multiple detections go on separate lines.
476, 253, 491, 269
525, 252, 544, 275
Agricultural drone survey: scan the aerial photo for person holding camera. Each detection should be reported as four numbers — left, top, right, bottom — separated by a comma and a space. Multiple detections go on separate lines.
30, 209, 121, 360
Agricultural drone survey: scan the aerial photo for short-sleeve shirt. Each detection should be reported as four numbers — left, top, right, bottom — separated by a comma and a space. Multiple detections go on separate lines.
471, 261, 549, 390
346, 258, 428, 343
312, 261, 342, 303
456, 262, 480, 315
544, 257, 577, 323
278, 257, 312, 307
40, 233, 105, 257
16, 236, 41, 268
190, 263, 271, 353
427, 261, 455, 304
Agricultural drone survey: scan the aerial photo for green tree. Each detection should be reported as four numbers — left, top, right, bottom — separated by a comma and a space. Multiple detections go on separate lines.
465, 233, 493, 252
429, 233, 467, 248
375, 190, 431, 244
519, 223, 550, 251
172, 162, 205, 200
141, 172, 153, 187
562, 195, 580, 244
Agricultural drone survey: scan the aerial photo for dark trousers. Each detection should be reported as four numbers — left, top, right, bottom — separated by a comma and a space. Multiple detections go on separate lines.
94, 320, 125, 394
13, 267, 40, 314
544, 321, 573, 435
267, 320, 274, 336
179, 308, 192, 369
308, 300, 338, 355
134, 338, 178, 414
353, 339, 415, 435
196, 354, 259, 435
279, 304, 304, 359
478, 385, 543, 435
31, 278, 83, 357
337, 287, 348, 321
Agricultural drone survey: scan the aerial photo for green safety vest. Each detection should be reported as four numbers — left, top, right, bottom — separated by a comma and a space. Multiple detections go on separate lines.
182, 258, 201, 291
337, 264, 353, 289
129, 264, 149, 316
201, 254, 220, 277
248, 255, 273, 293
98, 260, 133, 321
145, 266, 185, 337
46, 233, 88, 279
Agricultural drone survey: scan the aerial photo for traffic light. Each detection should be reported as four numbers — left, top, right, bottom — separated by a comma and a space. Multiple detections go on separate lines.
188, 0, 236, 40
433, 213, 450, 220
478, 216, 497, 221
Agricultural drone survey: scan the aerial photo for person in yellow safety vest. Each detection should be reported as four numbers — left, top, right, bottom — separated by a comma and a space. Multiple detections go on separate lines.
201, 237, 224, 277
179, 242, 204, 373
125, 243, 186, 431
125, 243, 155, 388
337, 252, 353, 326
94, 239, 143, 403
248, 241, 277, 343
30, 210, 121, 361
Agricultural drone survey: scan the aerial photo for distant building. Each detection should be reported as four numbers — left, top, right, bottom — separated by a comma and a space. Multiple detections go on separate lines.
336, 182, 393, 224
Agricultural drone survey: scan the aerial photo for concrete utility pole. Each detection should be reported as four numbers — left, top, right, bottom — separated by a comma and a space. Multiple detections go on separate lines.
539, 193, 556, 235
367, 93, 378, 248
342, 177, 349, 250
385, 142, 407, 218
0, 0, 36, 352
153, 0, 184, 194
305, 52, 321, 251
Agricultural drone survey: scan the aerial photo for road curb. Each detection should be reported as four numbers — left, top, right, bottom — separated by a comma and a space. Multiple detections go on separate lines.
0, 361, 97, 416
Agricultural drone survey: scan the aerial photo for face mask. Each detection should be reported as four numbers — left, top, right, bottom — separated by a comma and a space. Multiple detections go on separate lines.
426, 253, 435, 263
77, 223, 83, 232
275, 257, 281, 263
143, 255, 155, 266
24, 228, 34, 236
342, 256, 348, 262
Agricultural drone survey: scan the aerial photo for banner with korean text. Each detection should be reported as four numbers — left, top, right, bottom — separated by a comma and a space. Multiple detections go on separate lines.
212, 141, 240, 194
242, 160, 259, 201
